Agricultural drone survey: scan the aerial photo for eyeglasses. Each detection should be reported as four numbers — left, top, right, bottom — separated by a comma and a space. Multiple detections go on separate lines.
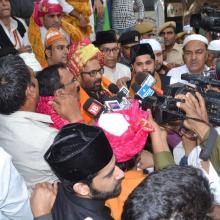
81, 67, 104, 77
100, 47, 119, 55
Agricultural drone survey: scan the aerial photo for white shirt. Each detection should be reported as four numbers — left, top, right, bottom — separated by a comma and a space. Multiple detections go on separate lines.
0, 111, 58, 190
0, 17, 30, 49
103, 63, 131, 84
0, 147, 33, 220
167, 64, 191, 85
167, 64, 209, 85
173, 127, 220, 205
188, 146, 220, 205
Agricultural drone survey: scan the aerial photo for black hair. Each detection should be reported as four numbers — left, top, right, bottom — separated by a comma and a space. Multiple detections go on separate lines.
130, 43, 155, 64
122, 165, 213, 220
0, 54, 31, 114
117, 154, 139, 172
37, 63, 66, 96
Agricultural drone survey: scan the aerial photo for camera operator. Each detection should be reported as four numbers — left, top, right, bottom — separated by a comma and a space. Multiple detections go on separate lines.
175, 91, 220, 204
167, 34, 209, 85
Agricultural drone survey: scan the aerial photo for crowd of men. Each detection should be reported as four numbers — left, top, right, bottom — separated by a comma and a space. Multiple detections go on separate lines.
1, 0, 220, 219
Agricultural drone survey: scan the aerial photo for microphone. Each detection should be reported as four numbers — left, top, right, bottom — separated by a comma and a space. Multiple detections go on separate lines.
135, 72, 164, 96
108, 83, 120, 94
83, 98, 105, 119
131, 82, 154, 99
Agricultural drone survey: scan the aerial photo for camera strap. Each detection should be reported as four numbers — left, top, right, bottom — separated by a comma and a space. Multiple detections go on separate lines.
199, 127, 218, 161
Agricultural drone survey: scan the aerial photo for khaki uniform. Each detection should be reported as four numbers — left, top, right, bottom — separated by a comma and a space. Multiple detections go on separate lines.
165, 43, 183, 66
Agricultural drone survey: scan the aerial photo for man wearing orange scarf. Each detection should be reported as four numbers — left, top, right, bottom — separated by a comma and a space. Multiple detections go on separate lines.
129, 43, 171, 97
68, 40, 113, 123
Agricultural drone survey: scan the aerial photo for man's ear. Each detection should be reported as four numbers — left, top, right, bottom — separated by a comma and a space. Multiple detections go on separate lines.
131, 64, 134, 73
73, 182, 90, 196
54, 88, 65, 97
182, 53, 185, 63
25, 84, 36, 100
45, 49, 52, 59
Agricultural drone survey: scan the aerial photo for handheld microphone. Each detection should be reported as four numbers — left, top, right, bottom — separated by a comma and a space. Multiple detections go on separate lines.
83, 98, 105, 119
108, 83, 120, 94
135, 72, 164, 96
131, 82, 154, 99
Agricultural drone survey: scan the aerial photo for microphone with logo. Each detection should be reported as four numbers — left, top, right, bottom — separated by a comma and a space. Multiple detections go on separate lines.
135, 72, 164, 96
131, 81, 154, 100
106, 83, 131, 110
83, 98, 106, 119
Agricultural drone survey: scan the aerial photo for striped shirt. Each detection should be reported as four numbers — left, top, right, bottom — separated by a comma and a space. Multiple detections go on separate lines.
112, 0, 144, 30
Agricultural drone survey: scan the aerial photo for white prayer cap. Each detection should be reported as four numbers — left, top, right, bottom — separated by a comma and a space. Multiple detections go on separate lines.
183, 34, 208, 47
208, 40, 220, 51
140, 39, 162, 52
19, 53, 42, 72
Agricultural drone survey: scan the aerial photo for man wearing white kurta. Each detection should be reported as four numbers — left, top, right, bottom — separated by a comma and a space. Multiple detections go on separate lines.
167, 34, 209, 85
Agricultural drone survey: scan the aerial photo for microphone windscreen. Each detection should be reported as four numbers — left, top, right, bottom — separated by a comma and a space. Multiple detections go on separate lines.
131, 83, 141, 93
108, 83, 119, 94
83, 98, 104, 119
135, 72, 148, 85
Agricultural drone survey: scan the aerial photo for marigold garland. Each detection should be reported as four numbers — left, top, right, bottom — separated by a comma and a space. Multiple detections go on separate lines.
28, 16, 48, 68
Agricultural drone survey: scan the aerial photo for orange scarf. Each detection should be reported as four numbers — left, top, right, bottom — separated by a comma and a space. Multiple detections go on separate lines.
129, 72, 162, 97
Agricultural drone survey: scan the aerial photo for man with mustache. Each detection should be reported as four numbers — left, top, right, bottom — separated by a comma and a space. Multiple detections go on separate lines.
68, 41, 114, 123
167, 34, 209, 85
44, 123, 124, 220
159, 21, 183, 66
28, 0, 70, 68
94, 30, 131, 88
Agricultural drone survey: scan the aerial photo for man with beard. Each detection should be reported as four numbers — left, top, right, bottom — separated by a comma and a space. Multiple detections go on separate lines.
68, 41, 114, 123
159, 21, 183, 66
140, 38, 169, 75
129, 43, 170, 96
94, 30, 131, 88
44, 123, 124, 220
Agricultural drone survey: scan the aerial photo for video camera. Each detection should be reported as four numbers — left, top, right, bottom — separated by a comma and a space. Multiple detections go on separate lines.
190, 7, 220, 32
140, 76, 220, 127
